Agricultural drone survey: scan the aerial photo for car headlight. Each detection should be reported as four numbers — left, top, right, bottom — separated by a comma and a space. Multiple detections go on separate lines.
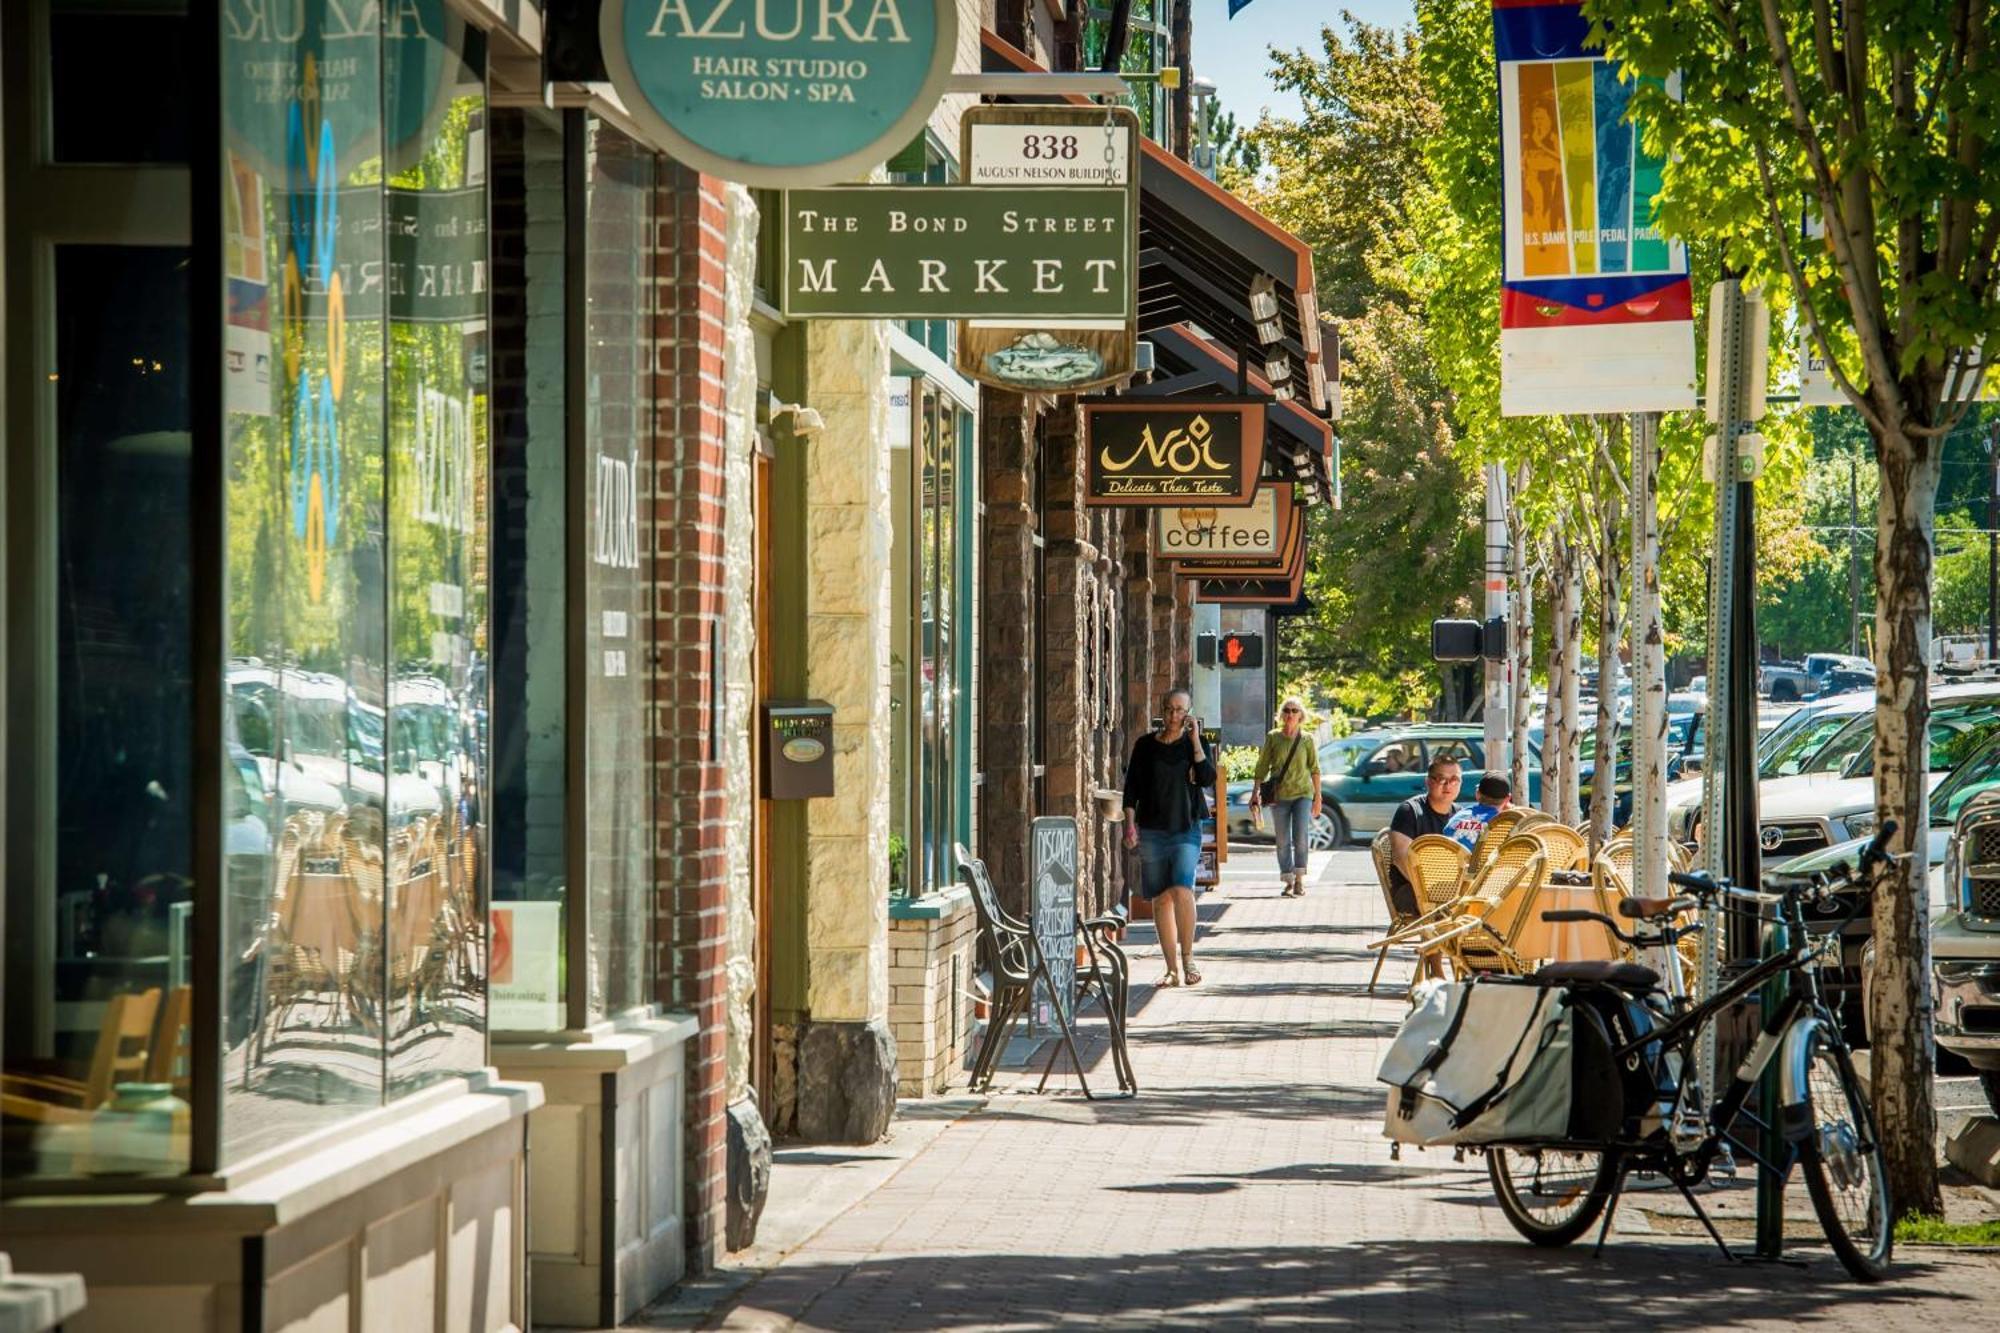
1844, 810, 1879, 839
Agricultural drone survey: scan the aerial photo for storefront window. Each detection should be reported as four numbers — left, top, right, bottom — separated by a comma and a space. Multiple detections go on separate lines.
581, 120, 656, 1021
488, 111, 568, 1031
893, 382, 970, 900
0, 246, 195, 1180
217, 5, 488, 1163
488, 111, 656, 1031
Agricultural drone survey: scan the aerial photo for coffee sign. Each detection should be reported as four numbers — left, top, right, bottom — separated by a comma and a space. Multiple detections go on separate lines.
1155, 486, 1291, 561
600, 0, 956, 187
782, 186, 1132, 319
1083, 399, 1268, 506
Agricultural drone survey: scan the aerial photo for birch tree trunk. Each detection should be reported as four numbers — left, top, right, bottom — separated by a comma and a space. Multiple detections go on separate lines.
1629, 413, 1667, 899
1510, 463, 1535, 804
1547, 533, 1583, 823
1869, 436, 1945, 1217
1589, 478, 1623, 852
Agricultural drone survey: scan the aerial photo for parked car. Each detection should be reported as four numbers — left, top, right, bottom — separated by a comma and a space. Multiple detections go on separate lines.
1673, 684, 2000, 870
1761, 652, 1875, 703
1926, 739, 2000, 1114
1223, 724, 1541, 848
1666, 693, 1877, 842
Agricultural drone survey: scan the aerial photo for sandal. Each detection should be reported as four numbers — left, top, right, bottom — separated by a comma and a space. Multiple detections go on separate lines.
1155, 971, 1181, 988
1180, 960, 1203, 986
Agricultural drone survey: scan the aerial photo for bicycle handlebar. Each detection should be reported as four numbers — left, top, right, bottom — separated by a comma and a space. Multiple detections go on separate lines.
1664, 819, 1900, 899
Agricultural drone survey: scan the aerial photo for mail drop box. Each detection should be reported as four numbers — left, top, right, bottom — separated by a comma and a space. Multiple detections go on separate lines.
762, 701, 835, 799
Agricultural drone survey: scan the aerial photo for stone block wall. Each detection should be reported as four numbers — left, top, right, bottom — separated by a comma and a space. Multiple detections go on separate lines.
887, 899, 977, 1097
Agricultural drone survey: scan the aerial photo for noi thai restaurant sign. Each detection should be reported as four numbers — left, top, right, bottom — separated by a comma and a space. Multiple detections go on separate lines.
599, 0, 957, 188
1493, 0, 1695, 415
780, 186, 1132, 320
1082, 399, 1268, 506
1154, 485, 1293, 562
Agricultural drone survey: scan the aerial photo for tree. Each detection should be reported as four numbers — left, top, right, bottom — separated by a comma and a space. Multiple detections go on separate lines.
1236, 18, 1482, 718
1594, 0, 2000, 1219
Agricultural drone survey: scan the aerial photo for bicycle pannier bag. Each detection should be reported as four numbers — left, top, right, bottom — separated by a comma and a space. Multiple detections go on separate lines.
1377, 978, 1574, 1146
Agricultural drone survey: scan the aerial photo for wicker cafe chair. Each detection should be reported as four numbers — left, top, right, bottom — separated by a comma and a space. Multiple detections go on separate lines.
1510, 809, 1557, 835
1371, 833, 1537, 985
1411, 834, 1551, 980
1530, 822, 1591, 873
1467, 807, 1528, 866
1366, 829, 1410, 994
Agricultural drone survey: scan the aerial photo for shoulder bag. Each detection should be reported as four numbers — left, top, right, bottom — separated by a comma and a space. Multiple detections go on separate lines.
1258, 734, 1305, 804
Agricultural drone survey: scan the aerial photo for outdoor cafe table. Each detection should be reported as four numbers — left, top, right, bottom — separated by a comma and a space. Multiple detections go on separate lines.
1511, 880, 1621, 963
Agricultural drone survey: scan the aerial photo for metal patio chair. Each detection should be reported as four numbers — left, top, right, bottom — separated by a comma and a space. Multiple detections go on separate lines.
956, 845, 1109, 1099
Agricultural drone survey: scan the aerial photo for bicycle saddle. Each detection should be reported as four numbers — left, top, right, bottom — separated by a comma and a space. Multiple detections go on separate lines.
1535, 959, 1661, 992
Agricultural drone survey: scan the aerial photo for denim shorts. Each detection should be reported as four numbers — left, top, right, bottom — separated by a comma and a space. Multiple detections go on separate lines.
1135, 826, 1203, 900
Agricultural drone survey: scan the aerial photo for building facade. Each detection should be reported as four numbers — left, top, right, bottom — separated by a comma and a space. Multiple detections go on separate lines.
0, 2, 1332, 1328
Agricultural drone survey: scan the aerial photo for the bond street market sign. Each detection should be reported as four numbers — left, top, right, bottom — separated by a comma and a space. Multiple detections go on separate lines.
600, 0, 957, 187
1082, 399, 1268, 506
1154, 485, 1292, 562
957, 106, 1140, 394
781, 186, 1132, 320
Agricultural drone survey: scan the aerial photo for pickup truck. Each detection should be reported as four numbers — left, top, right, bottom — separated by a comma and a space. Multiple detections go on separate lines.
1762, 652, 1875, 703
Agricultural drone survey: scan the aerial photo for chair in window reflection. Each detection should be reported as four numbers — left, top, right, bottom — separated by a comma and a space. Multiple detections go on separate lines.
385, 816, 451, 1032
260, 810, 369, 1041
146, 985, 193, 1099
1, 987, 161, 1122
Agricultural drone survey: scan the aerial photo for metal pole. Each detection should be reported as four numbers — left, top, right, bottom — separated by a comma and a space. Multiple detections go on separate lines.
1987, 425, 1997, 661
1484, 463, 1510, 775
1850, 454, 1863, 658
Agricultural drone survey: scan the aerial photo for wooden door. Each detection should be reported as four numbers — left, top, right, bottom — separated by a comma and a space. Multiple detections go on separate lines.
752, 448, 775, 1122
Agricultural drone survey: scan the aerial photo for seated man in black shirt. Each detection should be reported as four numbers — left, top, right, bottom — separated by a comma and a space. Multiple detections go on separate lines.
1387, 756, 1463, 918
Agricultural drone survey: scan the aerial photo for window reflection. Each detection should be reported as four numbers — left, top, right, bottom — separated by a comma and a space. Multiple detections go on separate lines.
217, 4, 487, 1161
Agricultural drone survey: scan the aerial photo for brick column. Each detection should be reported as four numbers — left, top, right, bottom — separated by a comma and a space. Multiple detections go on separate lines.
1119, 514, 1155, 907
978, 390, 1036, 916
1173, 577, 1196, 689
651, 160, 732, 1273
1041, 403, 1097, 899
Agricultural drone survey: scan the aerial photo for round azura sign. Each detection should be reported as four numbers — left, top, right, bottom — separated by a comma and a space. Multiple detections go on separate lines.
600, 0, 958, 187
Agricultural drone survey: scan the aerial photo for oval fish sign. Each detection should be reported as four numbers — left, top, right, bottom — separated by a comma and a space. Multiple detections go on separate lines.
600, 0, 958, 187
782, 736, 827, 763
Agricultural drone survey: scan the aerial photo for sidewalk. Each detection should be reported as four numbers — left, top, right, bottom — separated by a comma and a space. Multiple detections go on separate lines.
636, 848, 2000, 1330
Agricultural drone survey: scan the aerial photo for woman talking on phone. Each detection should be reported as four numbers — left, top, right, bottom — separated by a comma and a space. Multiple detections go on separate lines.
1122, 689, 1217, 987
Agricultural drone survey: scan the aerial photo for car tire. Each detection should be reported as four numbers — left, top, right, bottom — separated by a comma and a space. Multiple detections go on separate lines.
1771, 681, 1798, 703
1310, 806, 1347, 849
1982, 1070, 2000, 1120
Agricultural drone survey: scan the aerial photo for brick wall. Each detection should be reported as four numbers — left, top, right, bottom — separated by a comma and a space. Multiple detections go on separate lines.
888, 901, 977, 1096
651, 159, 732, 1274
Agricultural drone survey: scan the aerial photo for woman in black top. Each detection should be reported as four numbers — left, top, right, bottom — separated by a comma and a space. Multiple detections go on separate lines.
1122, 689, 1218, 986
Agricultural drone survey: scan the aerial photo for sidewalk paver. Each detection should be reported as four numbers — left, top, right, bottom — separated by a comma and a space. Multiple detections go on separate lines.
646, 848, 2000, 1331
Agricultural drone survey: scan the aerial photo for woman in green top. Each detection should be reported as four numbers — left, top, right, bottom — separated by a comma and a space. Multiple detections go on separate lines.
1248, 698, 1323, 896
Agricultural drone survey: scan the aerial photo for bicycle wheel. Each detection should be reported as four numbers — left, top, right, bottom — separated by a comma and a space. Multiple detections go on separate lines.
1487, 1146, 1619, 1246
1799, 1036, 1894, 1281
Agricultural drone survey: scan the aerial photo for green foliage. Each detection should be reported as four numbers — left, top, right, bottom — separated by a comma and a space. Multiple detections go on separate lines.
1589, 0, 2000, 428
1234, 16, 1480, 717
1216, 744, 1264, 783
1893, 1214, 2000, 1247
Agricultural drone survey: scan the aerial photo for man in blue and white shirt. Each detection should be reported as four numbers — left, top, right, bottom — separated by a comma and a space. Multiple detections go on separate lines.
1445, 775, 1512, 851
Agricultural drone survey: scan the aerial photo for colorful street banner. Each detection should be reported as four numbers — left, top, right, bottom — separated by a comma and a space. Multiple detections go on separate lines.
1494, 1, 1695, 415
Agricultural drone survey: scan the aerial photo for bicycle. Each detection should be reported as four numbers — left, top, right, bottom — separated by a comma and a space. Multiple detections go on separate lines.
1481, 824, 1896, 1281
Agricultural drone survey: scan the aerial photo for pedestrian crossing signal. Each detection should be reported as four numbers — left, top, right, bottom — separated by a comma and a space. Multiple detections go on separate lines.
1220, 632, 1263, 669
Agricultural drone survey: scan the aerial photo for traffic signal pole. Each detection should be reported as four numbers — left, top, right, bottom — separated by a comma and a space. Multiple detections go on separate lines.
1701, 277, 1781, 1258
